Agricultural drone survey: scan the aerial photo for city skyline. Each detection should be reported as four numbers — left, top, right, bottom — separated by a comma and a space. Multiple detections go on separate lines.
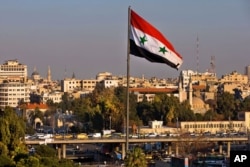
1, 1, 250, 80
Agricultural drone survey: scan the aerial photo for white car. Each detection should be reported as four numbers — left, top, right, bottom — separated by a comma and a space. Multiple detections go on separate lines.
38, 134, 53, 140
147, 133, 157, 138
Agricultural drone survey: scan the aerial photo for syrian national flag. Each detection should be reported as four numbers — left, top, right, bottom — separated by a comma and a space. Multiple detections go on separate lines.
129, 9, 183, 70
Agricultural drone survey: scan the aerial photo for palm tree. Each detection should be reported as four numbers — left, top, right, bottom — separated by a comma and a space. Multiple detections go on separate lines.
124, 147, 147, 167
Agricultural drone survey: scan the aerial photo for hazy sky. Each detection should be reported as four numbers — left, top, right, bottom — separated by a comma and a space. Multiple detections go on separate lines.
1, 1, 250, 80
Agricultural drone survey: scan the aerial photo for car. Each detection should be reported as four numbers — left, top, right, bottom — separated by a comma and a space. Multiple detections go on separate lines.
158, 133, 167, 137
129, 134, 139, 138
76, 133, 88, 139
54, 134, 64, 139
147, 133, 157, 138
38, 134, 53, 140
25, 134, 32, 140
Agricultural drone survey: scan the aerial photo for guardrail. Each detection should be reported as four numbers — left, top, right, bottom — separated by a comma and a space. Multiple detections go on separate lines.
24, 136, 249, 145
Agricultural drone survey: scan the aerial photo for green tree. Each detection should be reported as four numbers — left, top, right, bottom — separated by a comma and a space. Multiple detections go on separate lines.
136, 99, 155, 125
16, 156, 40, 167
153, 94, 180, 124
124, 147, 147, 167
0, 142, 8, 156
216, 92, 236, 120
176, 100, 195, 121
241, 97, 250, 111
34, 145, 56, 158
0, 154, 15, 167
0, 107, 26, 158
166, 106, 175, 125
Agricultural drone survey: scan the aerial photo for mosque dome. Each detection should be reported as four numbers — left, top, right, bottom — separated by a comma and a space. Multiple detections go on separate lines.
31, 71, 39, 76
192, 97, 205, 107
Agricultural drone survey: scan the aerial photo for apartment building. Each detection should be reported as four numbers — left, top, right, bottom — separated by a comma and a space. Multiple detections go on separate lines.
61, 78, 82, 92
0, 59, 28, 82
0, 81, 30, 108
219, 71, 248, 84
180, 70, 218, 90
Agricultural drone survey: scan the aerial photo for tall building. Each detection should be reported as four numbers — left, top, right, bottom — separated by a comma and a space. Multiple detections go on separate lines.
0, 81, 30, 108
0, 59, 28, 82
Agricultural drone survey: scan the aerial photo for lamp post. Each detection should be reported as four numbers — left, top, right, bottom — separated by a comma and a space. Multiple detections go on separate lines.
176, 117, 179, 129
109, 116, 111, 130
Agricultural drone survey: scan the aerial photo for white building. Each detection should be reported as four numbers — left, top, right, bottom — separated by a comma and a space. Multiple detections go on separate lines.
96, 72, 112, 81
61, 78, 82, 92
0, 81, 30, 108
82, 79, 98, 91
180, 70, 197, 89
100, 79, 119, 88
41, 91, 63, 103
0, 59, 28, 82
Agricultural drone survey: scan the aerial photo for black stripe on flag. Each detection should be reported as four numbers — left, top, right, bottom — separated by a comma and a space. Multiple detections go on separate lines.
129, 39, 179, 70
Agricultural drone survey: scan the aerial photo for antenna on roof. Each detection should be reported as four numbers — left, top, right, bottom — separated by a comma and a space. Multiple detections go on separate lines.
209, 55, 216, 75
64, 65, 67, 79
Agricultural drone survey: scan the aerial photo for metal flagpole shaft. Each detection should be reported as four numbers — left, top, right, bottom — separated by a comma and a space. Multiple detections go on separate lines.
126, 6, 131, 152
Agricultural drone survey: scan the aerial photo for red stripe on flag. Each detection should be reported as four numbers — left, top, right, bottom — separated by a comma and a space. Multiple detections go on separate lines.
131, 10, 182, 60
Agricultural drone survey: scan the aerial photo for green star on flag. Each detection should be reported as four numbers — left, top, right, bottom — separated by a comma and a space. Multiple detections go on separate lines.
139, 35, 147, 45
130, 9, 183, 70
159, 46, 167, 54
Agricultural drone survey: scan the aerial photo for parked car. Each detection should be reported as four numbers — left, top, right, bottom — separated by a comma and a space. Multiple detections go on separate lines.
147, 133, 157, 138
76, 133, 88, 139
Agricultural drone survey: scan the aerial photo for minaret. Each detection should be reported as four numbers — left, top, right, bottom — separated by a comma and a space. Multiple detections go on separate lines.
33, 66, 37, 73
178, 75, 183, 103
188, 76, 193, 109
47, 66, 51, 82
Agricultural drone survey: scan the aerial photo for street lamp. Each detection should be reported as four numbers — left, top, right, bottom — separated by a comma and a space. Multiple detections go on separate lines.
109, 116, 111, 130
176, 117, 179, 129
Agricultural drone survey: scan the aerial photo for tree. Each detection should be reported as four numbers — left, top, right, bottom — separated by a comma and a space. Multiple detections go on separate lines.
153, 94, 180, 124
176, 100, 195, 121
34, 145, 57, 158
216, 92, 236, 120
136, 100, 155, 125
0, 154, 15, 167
166, 106, 175, 125
0, 107, 26, 158
124, 147, 147, 167
241, 97, 250, 111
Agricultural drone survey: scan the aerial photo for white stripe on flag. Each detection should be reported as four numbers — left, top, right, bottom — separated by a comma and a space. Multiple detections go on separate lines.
130, 26, 183, 67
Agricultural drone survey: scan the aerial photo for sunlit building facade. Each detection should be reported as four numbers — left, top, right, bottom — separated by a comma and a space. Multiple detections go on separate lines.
0, 81, 30, 108
0, 59, 28, 82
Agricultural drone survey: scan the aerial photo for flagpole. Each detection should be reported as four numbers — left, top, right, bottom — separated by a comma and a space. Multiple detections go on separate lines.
126, 6, 131, 152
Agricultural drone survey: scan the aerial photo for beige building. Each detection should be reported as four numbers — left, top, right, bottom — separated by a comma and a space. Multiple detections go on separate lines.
0, 81, 30, 108
0, 59, 28, 82
61, 78, 82, 92
219, 71, 248, 84
180, 111, 250, 134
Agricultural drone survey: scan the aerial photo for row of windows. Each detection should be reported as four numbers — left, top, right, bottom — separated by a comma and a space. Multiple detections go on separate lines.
0, 102, 17, 105
0, 69, 26, 71
0, 97, 26, 100
83, 86, 95, 88
83, 81, 97, 84
184, 123, 243, 129
6, 89, 25, 91
67, 81, 97, 84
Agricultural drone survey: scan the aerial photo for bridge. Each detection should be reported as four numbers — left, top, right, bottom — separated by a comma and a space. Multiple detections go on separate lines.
25, 136, 249, 159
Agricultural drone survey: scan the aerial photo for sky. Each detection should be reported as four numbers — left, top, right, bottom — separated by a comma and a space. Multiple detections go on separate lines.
1, 0, 250, 80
